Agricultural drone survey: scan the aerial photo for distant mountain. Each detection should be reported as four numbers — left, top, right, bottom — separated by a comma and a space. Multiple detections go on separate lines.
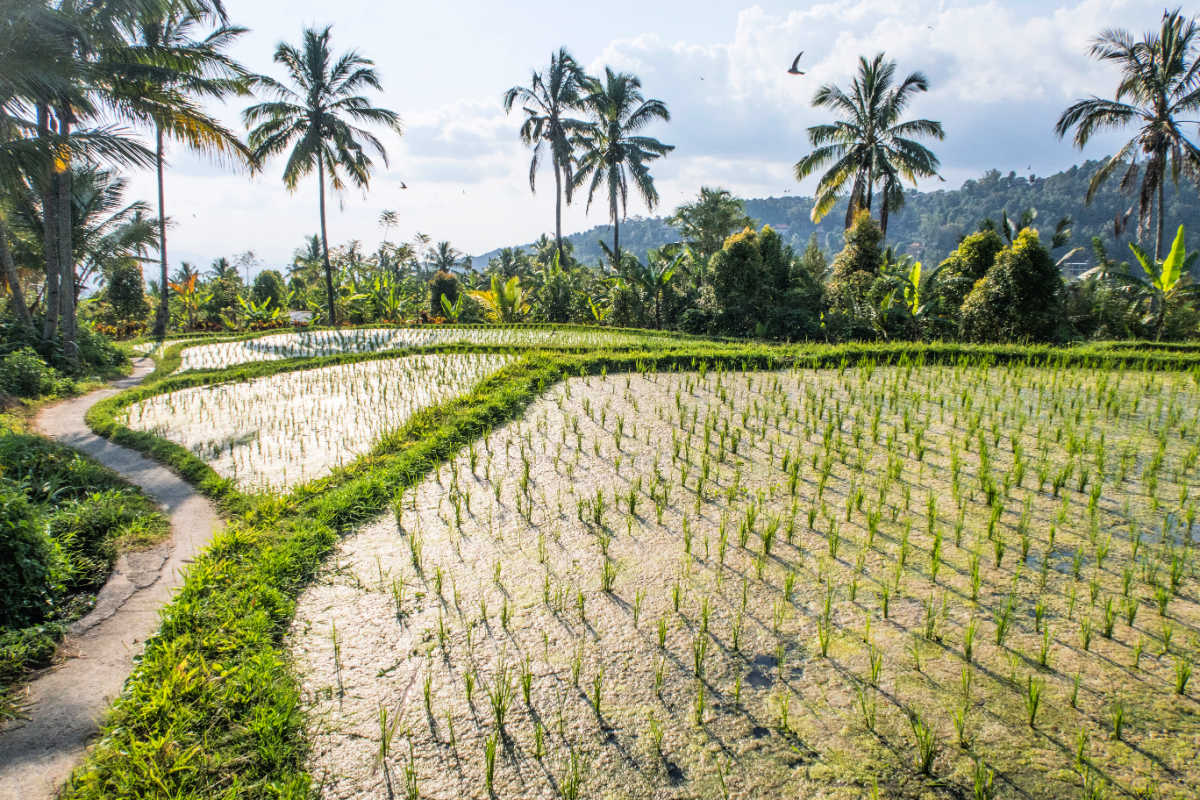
474, 160, 1200, 271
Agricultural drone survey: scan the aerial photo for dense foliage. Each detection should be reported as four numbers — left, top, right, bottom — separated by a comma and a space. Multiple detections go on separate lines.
0, 417, 167, 714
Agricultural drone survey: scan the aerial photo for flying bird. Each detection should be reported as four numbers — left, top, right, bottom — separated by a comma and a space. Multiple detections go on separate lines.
788, 51, 805, 75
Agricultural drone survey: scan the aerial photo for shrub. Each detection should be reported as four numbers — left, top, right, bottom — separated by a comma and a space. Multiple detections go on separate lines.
960, 229, 1064, 343
76, 325, 126, 372
0, 347, 63, 398
46, 490, 145, 591
825, 212, 885, 340
429, 270, 460, 318
0, 485, 63, 628
929, 230, 1005, 326
706, 225, 822, 339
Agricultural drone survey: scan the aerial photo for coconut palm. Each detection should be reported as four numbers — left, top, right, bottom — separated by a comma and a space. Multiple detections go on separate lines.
430, 240, 466, 272
1055, 9, 1200, 260
794, 52, 944, 236
244, 26, 402, 325
6, 0, 158, 363
570, 68, 673, 269
503, 48, 587, 266
117, 2, 253, 337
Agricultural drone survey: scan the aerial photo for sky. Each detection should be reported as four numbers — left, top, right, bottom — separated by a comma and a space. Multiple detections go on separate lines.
125, 0, 1174, 272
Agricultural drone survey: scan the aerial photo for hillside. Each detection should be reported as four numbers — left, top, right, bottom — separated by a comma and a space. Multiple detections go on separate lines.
474, 159, 1200, 270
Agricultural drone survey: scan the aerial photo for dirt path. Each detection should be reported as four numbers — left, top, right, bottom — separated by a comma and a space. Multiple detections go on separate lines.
0, 358, 223, 800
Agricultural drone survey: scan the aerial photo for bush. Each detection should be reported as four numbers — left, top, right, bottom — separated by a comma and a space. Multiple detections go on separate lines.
429, 270, 460, 317
0, 486, 63, 628
825, 212, 886, 340
46, 490, 146, 591
929, 229, 1005, 325
960, 229, 1064, 343
0, 347, 63, 398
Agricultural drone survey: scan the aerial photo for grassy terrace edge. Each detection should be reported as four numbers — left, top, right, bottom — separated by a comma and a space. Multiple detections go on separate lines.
64, 341, 1200, 798
128, 321, 736, 381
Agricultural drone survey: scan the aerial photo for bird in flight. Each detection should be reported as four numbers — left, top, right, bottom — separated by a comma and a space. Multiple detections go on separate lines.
788, 51, 805, 75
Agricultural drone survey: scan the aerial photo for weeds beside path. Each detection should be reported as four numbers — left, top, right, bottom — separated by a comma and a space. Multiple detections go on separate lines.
0, 358, 224, 800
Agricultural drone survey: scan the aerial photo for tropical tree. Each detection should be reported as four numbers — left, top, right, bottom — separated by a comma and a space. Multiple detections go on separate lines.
5, 0, 157, 364
669, 186, 754, 268
1055, 9, 1200, 260
429, 240, 466, 271
794, 52, 944, 236
117, 1, 253, 337
570, 68, 673, 269
503, 48, 587, 266
244, 25, 402, 325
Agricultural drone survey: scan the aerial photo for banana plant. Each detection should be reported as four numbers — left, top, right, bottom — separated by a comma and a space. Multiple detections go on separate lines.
1110, 225, 1199, 341
226, 295, 283, 329
371, 274, 405, 321
876, 255, 943, 339
439, 292, 465, 322
587, 296, 612, 324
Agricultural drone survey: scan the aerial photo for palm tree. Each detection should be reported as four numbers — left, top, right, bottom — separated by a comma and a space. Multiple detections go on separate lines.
1055, 9, 1200, 261
571, 68, 673, 269
9, 0, 157, 364
430, 240, 465, 271
117, 2, 254, 337
503, 48, 587, 266
794, 52, 944, 236
244, 26, 401, 325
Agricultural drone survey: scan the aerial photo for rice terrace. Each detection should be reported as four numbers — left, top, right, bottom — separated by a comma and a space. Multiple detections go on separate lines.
3, 2, 1200, 800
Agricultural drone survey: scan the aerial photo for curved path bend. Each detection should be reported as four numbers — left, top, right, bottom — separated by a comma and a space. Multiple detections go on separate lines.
0, 358, 223, 800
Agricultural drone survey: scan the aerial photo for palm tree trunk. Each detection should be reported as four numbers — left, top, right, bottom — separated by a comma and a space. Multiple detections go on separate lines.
0, 217, 33, 332
153, 124, 169, 338
553, 160, 564, 266
317, 157, 336, 325
39, 103, 59, 343
1155, 179, 1165, 263
57, 110, 78, 369
880, 192, 890, 238
611, 190, 620, 271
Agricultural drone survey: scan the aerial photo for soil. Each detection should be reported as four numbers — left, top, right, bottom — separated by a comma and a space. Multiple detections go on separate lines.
290, 366, 1200, 800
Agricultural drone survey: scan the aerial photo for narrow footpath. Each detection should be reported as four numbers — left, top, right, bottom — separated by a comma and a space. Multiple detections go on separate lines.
0, 358, 223, 800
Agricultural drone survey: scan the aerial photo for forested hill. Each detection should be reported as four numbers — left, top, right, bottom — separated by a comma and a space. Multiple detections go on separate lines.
474, 160, 1200, 270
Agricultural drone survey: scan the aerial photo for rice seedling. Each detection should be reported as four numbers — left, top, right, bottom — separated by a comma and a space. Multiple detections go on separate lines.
909, 711, 938, 775
1025, 675, 1044, 727
288, 360, 1200, 800
1176, 657, 1192, 695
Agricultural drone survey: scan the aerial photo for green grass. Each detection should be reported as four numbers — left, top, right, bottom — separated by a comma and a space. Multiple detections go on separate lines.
60, 338, 1200, 798
0, 414, 169, 718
